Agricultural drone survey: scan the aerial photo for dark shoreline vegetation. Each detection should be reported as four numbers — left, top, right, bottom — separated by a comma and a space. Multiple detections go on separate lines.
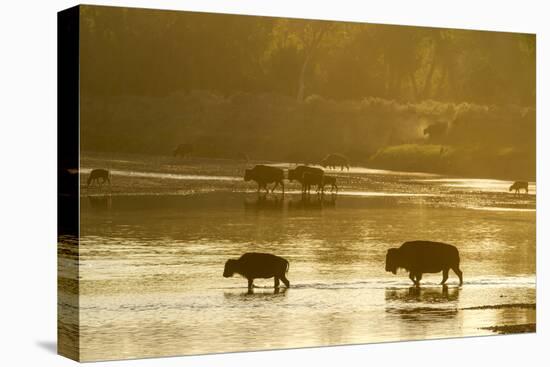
81, 94, 535, 181
461, 303, 536, 310
480, 323, 536, 334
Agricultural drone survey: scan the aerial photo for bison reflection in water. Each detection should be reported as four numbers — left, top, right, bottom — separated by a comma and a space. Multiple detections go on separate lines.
288, 193, 336, 210
385, 241, 463, 286
243, 195, 284, 211
223, 252, 290, 292
385, 285, 460, 303
223, 287, 288, 298
87, 194, 112, 210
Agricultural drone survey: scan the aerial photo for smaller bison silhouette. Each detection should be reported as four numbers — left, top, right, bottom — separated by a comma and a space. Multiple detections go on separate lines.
321, 154, 349, 171
385, 241, 463, 286
509, 181, 529, 195
173, 143, 193, 158
223, 252, 290, 291
320, 175, 338, 193
87, 169, 111, 188
244, 165, 285, 194
302, 171, 324, 194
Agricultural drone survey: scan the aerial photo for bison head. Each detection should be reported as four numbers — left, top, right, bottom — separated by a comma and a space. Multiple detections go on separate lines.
385, 248, 399, 274
509, 184, 514, 192
244, 169, 252, 182
223, 259, 238, 277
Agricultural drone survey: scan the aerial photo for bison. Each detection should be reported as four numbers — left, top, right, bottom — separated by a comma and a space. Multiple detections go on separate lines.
509, 181, 529, 195
320, 175, 338, 193
302, 172, 324, 194
321, 154, 349, 171
87, 169, 111, 188
288, 165, 324, 193
223, 252, 290, 291
385, 241, 463, 286
244, 165, 285, 194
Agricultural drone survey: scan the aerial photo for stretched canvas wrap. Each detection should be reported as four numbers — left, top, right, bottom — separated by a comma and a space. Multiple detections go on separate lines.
57, 4, 536, 362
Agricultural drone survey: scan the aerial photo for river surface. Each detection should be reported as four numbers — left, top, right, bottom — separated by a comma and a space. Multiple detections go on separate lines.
60, 152, 536, 361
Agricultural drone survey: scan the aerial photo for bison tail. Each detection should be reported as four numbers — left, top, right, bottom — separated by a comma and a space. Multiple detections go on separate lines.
285, 260, 290, 273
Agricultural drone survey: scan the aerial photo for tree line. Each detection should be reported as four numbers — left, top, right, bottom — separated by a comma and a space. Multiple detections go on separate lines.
80, 6, 535, 106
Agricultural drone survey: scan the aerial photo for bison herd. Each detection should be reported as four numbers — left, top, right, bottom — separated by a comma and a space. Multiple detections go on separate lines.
224, 241, 464, 292
244, 164, 339, 195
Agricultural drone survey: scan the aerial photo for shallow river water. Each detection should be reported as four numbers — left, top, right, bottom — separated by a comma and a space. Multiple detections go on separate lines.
61, 152, 536, 361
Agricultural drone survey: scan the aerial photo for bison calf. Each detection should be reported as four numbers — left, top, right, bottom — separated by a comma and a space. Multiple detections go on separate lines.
223, 252, 290, 291
385, 241, 463, 286
320, 175, 338, 193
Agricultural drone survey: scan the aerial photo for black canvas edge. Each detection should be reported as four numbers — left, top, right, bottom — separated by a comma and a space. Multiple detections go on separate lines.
57, 4, 81, 362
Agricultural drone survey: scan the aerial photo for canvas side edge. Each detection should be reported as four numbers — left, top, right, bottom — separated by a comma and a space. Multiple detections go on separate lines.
57, 5, 81, 362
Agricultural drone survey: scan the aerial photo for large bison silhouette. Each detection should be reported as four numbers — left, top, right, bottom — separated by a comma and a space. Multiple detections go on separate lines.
385, 241, 463, 286
223, 252, 290, 291
244, 165, 285, 194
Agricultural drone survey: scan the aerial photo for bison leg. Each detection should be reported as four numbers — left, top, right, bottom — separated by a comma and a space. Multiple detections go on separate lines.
280, 275, 290, 288
247, 278, 254, 291
408, 272, 416, 285
441, 269, 449, 285
415, 273, 423, 286
274, 277, 280, 288
452, 266, 463, 286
